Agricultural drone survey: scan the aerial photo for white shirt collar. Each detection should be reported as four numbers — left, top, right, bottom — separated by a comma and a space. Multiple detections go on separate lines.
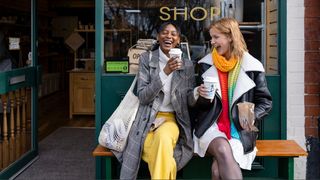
159, 47, 169, 63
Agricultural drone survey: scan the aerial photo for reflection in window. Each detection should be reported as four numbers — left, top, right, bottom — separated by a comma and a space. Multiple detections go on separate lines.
104, 0, 219, 62
103, 0, 277, 74
0, 3, 31, 71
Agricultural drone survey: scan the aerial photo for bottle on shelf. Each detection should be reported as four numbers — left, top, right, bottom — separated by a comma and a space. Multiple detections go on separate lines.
226, 4, 235, 18
220, 0, 242, 20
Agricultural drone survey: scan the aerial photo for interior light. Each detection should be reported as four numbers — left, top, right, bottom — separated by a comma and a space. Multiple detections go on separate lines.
125, 9, 141, 13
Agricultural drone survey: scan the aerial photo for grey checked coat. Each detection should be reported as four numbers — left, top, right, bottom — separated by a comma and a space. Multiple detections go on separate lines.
113, 49, 197, 179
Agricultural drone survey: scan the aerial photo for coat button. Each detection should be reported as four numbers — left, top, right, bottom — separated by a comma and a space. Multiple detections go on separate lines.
136, 132, 139, 135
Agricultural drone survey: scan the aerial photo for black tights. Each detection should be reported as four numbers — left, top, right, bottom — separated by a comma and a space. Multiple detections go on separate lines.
206, 137, 242, 180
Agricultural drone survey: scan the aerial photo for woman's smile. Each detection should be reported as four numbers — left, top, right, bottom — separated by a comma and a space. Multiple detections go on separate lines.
158, 24, 180, 55
210, 27, 232, 59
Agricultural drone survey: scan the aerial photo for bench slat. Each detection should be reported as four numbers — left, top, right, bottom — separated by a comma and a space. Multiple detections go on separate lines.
93, 140, 307, 157
256, 140, 307, 157
93, 145, 113, 156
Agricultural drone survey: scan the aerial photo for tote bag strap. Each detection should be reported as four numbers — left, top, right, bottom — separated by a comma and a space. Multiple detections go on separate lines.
129, 76, 137, 93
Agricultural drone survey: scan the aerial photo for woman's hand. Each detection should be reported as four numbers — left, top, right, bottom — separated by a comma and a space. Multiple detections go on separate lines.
197, 84, 210, 98
163, 57, 182, 75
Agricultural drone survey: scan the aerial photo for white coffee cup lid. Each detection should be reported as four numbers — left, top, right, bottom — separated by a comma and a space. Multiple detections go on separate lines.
169, 48, 182, 55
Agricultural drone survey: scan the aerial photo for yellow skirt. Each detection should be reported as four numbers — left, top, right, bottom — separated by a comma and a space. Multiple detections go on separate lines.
142, 112, 179, 180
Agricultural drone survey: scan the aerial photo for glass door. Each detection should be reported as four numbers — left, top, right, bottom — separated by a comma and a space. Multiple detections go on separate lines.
0, 0, 39, 178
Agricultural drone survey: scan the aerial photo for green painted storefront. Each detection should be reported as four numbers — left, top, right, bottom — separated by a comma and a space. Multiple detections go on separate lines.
0, 0, 287, 179
94, 0, 287, 179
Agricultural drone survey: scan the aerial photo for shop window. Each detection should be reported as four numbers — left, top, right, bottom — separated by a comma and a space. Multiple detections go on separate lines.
0, 1, 32, 70
103, 0, 279, 75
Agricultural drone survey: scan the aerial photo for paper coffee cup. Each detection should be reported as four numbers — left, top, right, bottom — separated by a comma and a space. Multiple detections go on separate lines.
203, 76, 218, 100
169, 48, 182, 61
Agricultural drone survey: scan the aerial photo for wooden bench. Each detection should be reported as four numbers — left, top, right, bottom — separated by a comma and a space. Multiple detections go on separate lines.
93, 140, 307, 180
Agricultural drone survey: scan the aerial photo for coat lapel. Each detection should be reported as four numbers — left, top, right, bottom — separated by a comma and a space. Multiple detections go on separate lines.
231, 68, 255, 105
149, 50, 160, 75
232, 52, 264, 106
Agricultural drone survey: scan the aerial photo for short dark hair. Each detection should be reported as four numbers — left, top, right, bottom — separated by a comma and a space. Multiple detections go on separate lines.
157, 21, 181, 36
151, 22, 182, 51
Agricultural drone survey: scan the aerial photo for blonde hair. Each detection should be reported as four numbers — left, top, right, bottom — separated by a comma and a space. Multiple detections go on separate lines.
210, 18, 247, 59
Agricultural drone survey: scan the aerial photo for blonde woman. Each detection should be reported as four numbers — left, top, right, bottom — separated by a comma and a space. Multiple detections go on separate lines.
193, 18, 272, 179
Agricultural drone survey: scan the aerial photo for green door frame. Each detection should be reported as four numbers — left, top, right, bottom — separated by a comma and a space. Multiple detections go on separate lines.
95, 0, 104, 179
279, 0, 287, 140
0, 0, 39, 179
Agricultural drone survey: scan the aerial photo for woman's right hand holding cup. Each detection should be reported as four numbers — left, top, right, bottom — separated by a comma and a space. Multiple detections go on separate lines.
198, 84, 211, 98
200, 77, 217, 100
164, 57, 182, 75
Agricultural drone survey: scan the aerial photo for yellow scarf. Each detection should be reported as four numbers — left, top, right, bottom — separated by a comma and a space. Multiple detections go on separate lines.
212, 48, 238, 72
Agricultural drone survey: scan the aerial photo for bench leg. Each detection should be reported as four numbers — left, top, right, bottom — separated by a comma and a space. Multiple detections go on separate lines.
288, 158, 294, 180
105, 157, 112, 180
279, 157, 294, 180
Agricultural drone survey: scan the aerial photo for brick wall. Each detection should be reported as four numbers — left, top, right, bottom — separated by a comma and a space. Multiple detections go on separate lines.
305, 0, 320, 137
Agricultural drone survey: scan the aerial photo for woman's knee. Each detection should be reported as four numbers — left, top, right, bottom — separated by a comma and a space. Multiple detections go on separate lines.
210, 138, 233, 160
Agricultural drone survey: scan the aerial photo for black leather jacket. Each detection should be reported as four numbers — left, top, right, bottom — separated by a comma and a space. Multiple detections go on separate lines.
193, 62, 272, 154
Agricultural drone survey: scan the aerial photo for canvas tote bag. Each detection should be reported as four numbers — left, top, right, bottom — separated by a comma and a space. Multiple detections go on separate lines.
98, 76, 139, 152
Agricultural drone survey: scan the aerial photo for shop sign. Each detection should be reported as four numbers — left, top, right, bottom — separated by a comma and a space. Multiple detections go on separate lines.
159, 7, 220, 21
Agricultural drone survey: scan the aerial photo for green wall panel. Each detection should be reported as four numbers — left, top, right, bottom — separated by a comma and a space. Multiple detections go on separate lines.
263, 76, 281, 140
101, 74, 135, 125
99, 74, 134, 179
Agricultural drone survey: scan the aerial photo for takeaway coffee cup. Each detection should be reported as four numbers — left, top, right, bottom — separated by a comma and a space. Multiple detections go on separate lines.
169, 48, 182, 61
203, 76, 218, 100
169, 48, 183, 69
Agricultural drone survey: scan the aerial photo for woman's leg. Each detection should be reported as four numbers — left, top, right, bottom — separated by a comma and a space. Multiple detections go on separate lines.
211, 158, 220, 180
142, 114, 179, 180
207, 137, 242, 180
